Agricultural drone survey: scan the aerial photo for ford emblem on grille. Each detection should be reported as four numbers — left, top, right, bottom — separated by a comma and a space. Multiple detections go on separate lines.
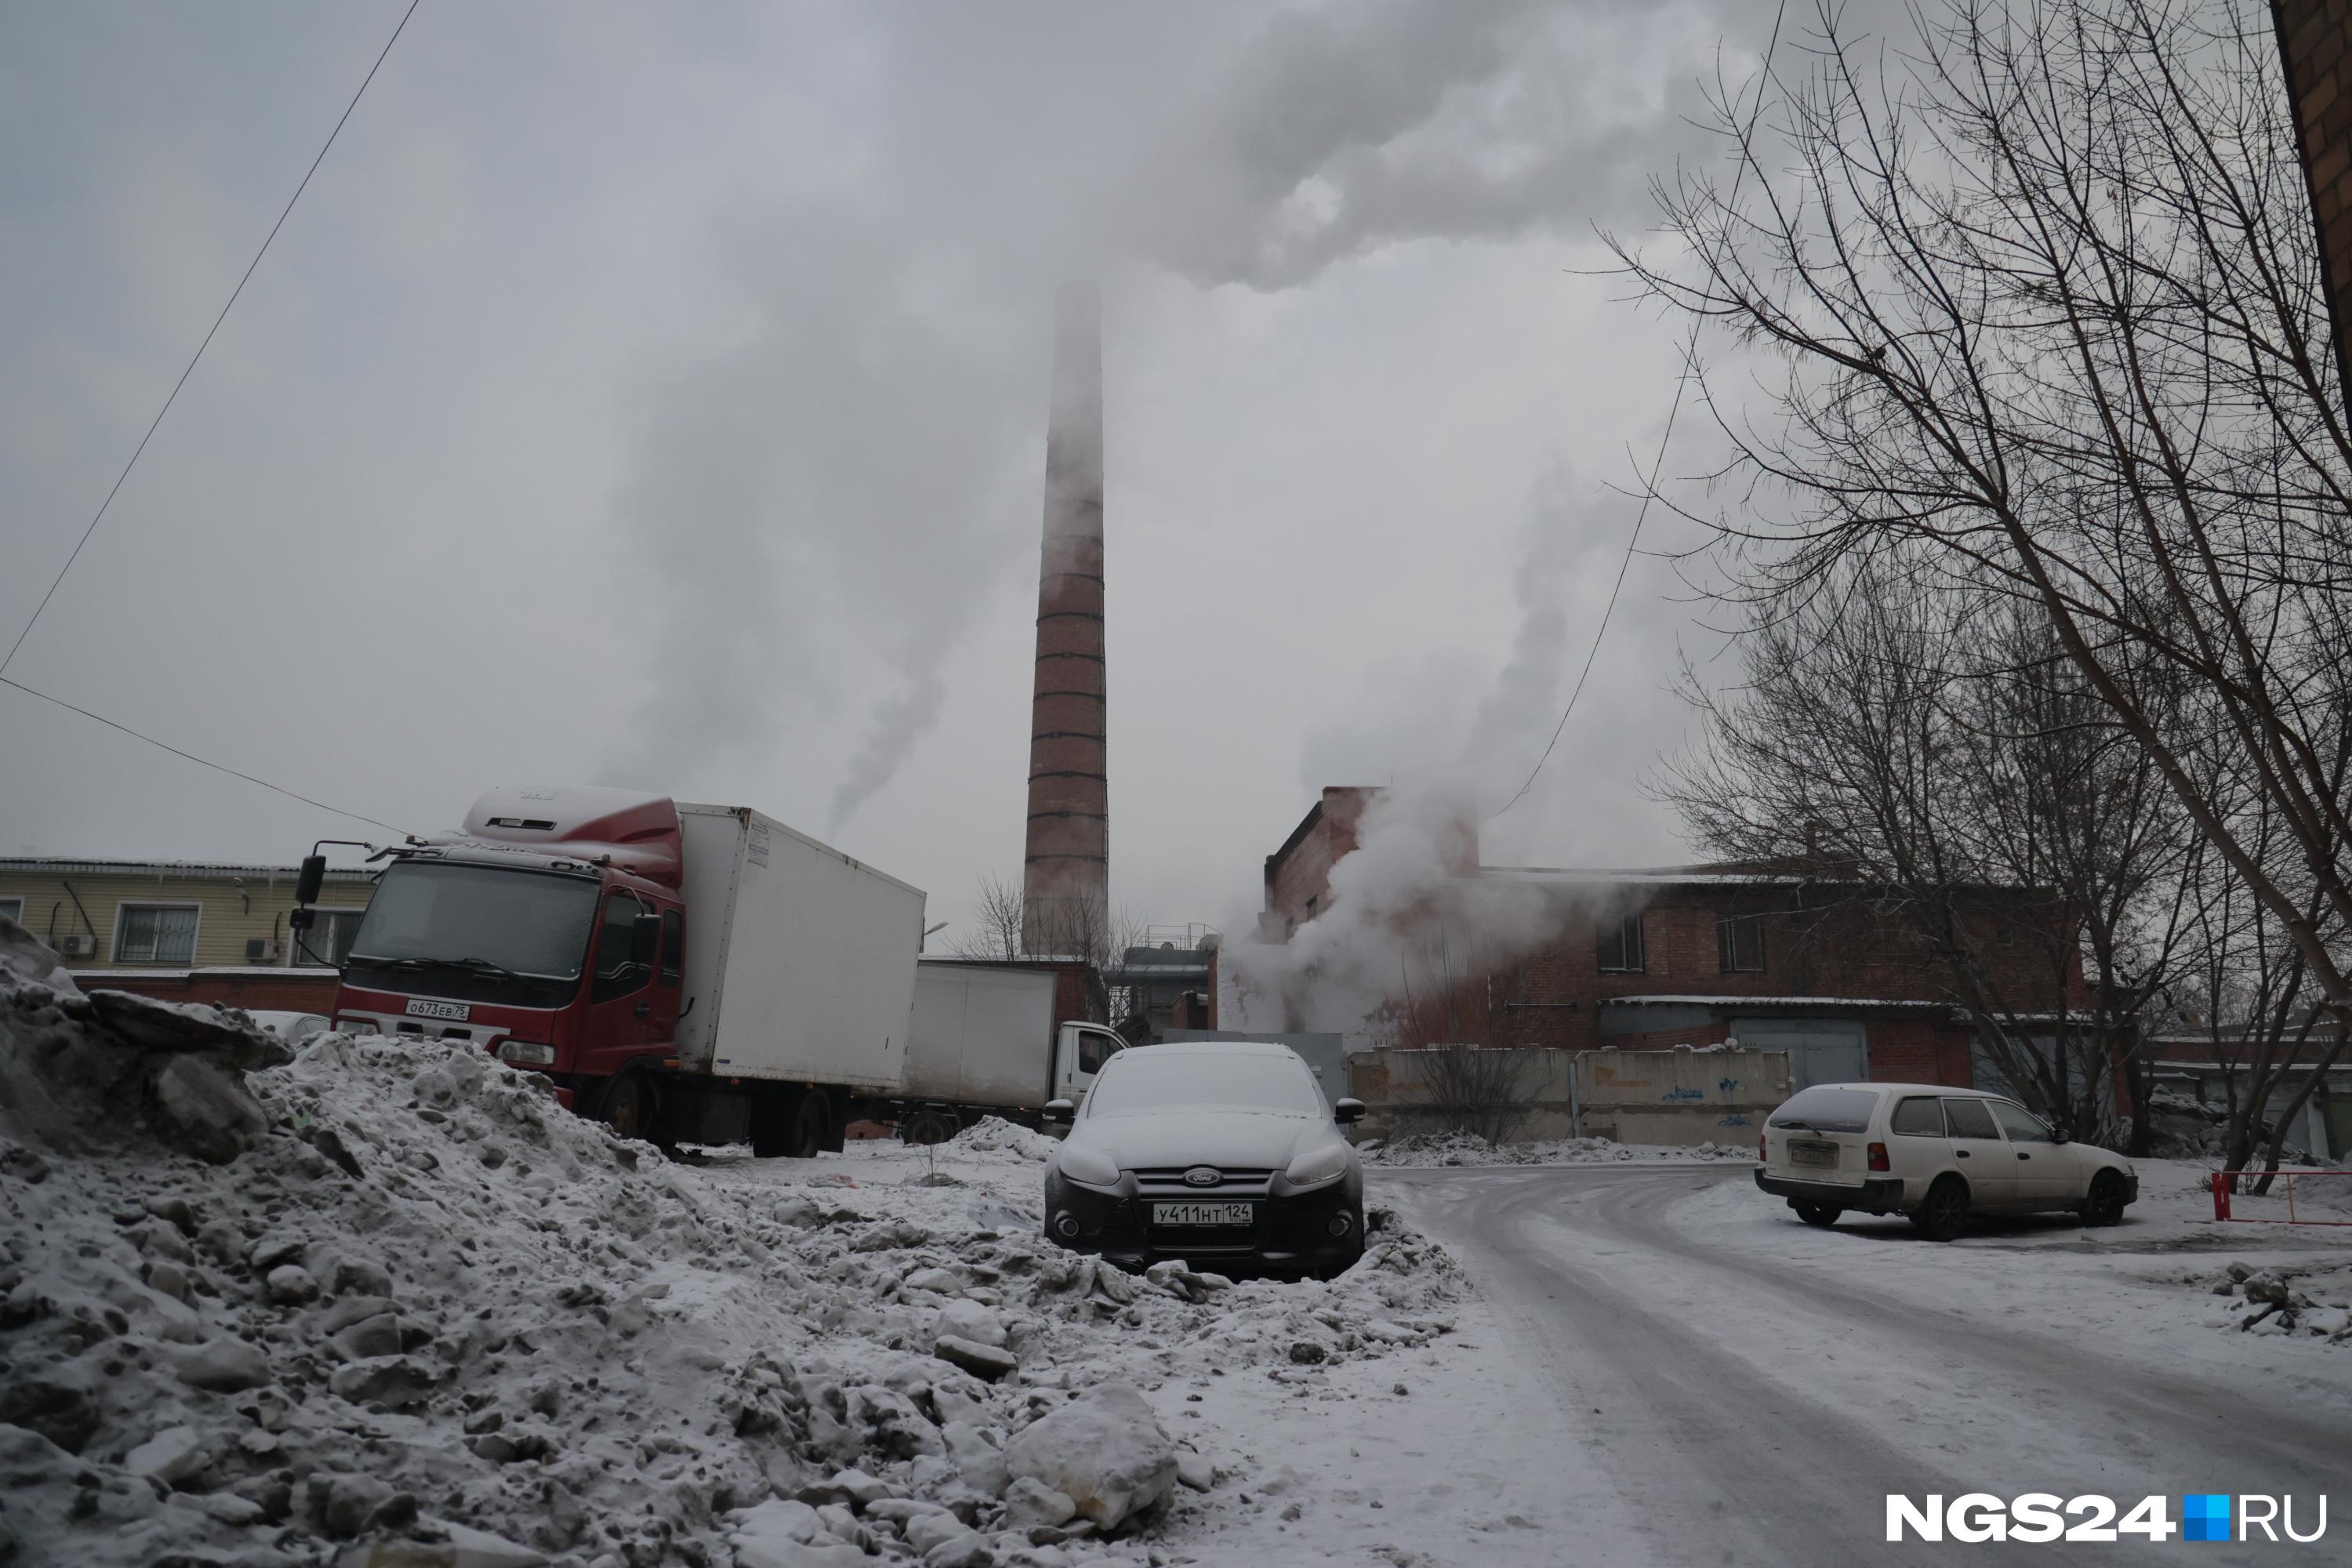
1181, 1166, 1220, 1188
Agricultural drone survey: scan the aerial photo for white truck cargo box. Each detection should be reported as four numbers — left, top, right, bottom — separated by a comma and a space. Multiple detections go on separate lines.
906, 960, 1060, 1105
673, 804, 923, 1094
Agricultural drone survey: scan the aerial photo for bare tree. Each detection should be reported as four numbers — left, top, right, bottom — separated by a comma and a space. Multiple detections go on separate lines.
1379, 927, 1541, 1144
1621, 0, 2352, 1051
950, 874, 1145, 1029
1657, 559, 2202, 1147
953, 874, 1028, 963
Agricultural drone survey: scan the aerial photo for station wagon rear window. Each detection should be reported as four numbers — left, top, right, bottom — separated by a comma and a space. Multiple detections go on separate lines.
1766, 1086, 1878, 1133
1889, 1096, 1946, 1136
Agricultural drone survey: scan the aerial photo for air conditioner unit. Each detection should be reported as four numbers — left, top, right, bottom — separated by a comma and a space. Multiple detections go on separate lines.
246, 938, 282, 964
57, 935, 98, 960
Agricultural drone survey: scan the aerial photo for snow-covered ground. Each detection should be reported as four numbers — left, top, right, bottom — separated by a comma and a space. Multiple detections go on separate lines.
0, 946, 1501, 1568
699, 1140, 1594, 1566
1359, 1131, 1751, 1167
13, 925, 2347, 1568
1381, 1159, 2352, 1563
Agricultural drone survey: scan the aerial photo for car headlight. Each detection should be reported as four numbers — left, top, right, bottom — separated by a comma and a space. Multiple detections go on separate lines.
1057, 1145, 1120, 1187
1285, 1145, 1349, 1189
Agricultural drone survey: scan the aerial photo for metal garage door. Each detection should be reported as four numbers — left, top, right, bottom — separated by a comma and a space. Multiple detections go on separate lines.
1730, 1020, 1867, 1089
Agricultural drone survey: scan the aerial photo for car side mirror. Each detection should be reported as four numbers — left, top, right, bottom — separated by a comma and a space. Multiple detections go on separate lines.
1041, 1099, 1074, 1125
1334, 1097, 1367, 1124
2050, 1126, 2071, 1144
294, 854, 327, 909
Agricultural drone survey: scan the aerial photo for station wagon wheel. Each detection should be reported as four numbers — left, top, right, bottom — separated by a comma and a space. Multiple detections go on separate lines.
2080, 1169, 2126, 1228
1793, 1202, 1842, 1229
1909, 1175, 1969, 1242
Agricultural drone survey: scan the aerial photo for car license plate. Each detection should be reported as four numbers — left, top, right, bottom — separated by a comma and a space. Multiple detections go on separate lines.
405, 998, 470, 1022
1789, 1140, 1839, 1169
1152, 1202, 1253, 1227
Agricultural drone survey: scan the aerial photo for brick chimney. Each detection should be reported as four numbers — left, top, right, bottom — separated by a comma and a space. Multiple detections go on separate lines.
1022, 283, 1109, 954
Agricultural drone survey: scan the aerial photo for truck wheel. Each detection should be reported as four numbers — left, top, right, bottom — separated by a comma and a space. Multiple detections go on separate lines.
748, 1089, 792, 1159
787, 1089, 829, 1160
602, 1073, 657, 1144
903, 1110, 956, 1146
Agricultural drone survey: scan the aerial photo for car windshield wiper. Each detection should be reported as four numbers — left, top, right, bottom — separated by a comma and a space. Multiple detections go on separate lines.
1773, 1118, 1813, 1131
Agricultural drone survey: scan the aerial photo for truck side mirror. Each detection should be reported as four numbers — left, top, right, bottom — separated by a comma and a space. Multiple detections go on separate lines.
294, 854, 327, 908
1041, 1099, 1075, 1125
1334, 1097, 1367, 1124
630, 911, 662, 968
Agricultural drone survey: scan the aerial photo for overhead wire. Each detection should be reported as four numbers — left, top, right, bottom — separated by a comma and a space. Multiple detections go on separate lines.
1489, 345, 1693, 821
1, 677, 409, 837
0, 0, 420, 681
0, 2, 421, 844
1490, 4, 1786, 822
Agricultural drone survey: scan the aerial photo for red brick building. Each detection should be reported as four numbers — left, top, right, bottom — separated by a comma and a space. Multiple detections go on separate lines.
1258, 788, 2078, 1091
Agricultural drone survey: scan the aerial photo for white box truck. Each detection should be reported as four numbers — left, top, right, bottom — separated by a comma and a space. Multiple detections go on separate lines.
887, 957, 1131, 1142
310, 787, 924, 1157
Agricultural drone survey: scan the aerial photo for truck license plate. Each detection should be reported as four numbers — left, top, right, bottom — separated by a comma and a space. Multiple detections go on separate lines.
1152, 1202, 1253, 1227
405, 998, 470, 1022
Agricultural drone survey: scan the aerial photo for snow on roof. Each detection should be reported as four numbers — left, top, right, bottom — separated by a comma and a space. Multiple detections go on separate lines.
0, 858, 372, 882
1602, 994, 1955, 1011
1483, 866, 1807, 886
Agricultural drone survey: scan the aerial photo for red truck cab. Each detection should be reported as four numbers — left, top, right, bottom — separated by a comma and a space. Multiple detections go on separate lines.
322, 787, 685, 1134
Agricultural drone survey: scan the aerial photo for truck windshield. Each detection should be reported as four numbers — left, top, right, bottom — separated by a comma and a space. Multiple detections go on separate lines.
346, 862, 600, 1007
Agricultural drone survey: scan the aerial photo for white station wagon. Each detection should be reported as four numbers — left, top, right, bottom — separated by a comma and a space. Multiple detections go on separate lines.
1754, 1082, 2138, 1240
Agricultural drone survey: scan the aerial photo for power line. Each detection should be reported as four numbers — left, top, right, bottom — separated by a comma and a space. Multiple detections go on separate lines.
1490, 352, 1691, 820
0, 0, 422, 680
1491, 1, 1784, 823
0, 677, 409, 837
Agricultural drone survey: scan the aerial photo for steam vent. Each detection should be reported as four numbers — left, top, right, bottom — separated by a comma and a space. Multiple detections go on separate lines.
1021, 282, 1109, 955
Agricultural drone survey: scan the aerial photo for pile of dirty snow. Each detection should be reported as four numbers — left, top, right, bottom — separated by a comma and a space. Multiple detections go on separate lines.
2193, 1259, 2352, 1345
943, 1116, 1061, 1163
1359, 1131, 1751, 1167
0, 942, 1465, 1568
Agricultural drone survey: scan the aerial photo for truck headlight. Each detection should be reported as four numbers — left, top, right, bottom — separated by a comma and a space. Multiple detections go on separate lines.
1056, 1145, 1120, 1187
1285, 1145, 1349, 1189
496, 1040, 556, 1067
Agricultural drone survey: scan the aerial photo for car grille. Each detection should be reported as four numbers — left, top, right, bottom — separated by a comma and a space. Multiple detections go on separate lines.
1129, 1166, 1277, 1198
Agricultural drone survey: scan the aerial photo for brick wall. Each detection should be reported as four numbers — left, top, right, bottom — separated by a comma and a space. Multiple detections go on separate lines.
2277, 0, 2352, 394
1858, 1017, 1976, 1087
1490, 889, 2074, 1054
1262, 786, 1374, 934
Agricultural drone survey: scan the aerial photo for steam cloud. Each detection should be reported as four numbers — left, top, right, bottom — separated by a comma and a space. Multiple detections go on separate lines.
1225, 463, 1632, 1044
604, 0, 1727, 832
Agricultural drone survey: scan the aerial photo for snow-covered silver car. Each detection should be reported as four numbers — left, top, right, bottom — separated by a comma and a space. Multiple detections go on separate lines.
1040, 1040, 1367, 1279
1755, 1082, 2138, 1240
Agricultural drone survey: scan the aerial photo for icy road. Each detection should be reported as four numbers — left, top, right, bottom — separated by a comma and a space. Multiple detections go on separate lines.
1380, 1163, 2351, 1566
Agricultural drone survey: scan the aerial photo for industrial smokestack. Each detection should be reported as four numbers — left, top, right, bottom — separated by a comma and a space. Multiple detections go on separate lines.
1022, 283, 1109, 956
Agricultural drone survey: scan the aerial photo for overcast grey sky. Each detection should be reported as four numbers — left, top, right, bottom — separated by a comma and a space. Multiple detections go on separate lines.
1, 0, 1783, 941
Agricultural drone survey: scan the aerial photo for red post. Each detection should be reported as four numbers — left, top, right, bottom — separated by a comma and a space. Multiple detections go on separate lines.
2211, 1170, 2231, 1221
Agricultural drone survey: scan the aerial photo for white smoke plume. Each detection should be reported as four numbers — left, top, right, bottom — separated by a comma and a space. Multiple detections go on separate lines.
601, 1, 1730, 827
1112, 0, 1724, 290
1225, 464, 1623, 1044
